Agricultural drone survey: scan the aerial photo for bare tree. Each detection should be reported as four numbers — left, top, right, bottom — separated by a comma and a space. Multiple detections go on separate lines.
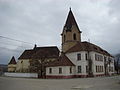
114, 54, 120, 74
29, 53, 49, 78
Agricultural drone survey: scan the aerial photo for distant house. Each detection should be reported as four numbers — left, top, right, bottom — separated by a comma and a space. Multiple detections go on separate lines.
8, 56, 17, 72
16, 45, 60, 75
45, 9, 115, 78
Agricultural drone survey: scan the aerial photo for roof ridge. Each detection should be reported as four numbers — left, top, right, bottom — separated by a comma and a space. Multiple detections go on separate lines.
8, 56, 16, 64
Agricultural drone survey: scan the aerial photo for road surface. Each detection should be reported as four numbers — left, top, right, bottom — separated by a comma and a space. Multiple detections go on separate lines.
0, 76, 120, 90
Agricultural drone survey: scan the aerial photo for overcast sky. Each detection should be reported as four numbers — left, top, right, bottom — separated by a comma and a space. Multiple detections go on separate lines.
0, 0, 120, 64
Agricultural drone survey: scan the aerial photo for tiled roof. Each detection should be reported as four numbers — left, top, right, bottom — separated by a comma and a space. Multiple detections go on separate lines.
31, 47, 59, 59
18, 50, 33, 59
8, 56, 16, 64
18, 46, 59, 60
46, 53, 75, 67
66, 41, 113, 57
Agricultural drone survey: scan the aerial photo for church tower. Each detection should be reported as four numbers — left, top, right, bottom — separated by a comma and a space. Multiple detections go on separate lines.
61, 8, 82, 52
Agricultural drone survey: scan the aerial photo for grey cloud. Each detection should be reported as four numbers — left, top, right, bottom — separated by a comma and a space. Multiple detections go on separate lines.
0, 0, 120, 64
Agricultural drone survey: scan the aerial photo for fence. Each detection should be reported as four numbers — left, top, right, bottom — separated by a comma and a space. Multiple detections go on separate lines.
4, 72, 38, 78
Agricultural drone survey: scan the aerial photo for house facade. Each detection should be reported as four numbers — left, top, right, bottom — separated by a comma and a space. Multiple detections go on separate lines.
45, 9, 115, 78
8, 56, 17, 72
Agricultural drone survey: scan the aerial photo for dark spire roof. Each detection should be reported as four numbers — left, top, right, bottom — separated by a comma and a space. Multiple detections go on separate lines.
8, 56, 16, 64
64, 8, 81, 33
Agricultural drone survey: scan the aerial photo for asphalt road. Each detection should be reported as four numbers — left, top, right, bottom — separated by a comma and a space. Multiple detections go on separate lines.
0, 76, 120, 90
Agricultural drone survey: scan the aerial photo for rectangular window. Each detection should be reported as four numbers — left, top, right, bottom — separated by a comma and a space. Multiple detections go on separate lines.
95, 54, 103, 61
96, 66, 97, 72
59, 68, 62, 74
78, 66, 81, 73
70, 67, 72, 74
95, 54, 97, 61
77, 53, 81, 60
85, 53, 88, 60
49, 68, 52, 74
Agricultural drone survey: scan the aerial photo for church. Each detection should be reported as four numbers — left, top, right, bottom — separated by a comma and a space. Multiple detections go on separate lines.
8, 9, 115, 78
45, 9, 115, 78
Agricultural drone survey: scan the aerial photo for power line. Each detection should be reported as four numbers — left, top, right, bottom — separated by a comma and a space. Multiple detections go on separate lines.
0, 35, 34, 45
0, 41, 30, 48
0, 46, 23, 53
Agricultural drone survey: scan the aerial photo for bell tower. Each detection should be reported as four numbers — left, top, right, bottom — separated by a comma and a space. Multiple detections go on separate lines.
61, 8, 82, 52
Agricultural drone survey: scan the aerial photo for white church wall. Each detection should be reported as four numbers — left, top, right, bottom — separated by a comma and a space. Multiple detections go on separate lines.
46, 66, 75, 76
66, 51, 88, 75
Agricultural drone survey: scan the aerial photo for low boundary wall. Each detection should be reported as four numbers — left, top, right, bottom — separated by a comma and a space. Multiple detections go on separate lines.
4, 72, 38, 78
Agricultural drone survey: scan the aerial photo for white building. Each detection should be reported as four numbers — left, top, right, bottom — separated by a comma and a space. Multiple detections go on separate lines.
46, 9, 115, 79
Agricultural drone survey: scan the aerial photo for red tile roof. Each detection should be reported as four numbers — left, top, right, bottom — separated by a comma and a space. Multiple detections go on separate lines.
46, 53, 75, 67
66, 41, 113, 57
18, 46, 59, 60
8, 56, 16, 64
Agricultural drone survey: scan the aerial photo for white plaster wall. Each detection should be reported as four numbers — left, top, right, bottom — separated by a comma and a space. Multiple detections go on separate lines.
46, 51, 115, 77
46, 66, 75, 76
91, 52, 105, 75
66, 51, 88, 75
4, 72, 38, 78
66, 51, 115, 76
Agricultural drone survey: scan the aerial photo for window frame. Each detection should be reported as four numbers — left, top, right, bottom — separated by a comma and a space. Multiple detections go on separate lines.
59, 68, 62, 74
77, 53, 81, 61
78, 66, 81, 73
49, 68, 52, 74
73, 33, 77, 40
70, 67, 72, 74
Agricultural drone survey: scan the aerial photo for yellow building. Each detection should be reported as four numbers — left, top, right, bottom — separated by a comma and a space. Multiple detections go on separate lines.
16, 45, 60, 75
8, 56, 16, 72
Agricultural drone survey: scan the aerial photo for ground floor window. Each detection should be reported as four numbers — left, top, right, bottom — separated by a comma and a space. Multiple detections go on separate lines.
59, 68, 62, 74
96, 65, 104, 72
78, 66, 81, 73
49, 68, 52, 74
70, 67, 72, 74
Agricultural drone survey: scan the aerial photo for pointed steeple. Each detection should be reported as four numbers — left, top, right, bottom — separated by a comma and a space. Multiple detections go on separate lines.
64, 8, 81, 33
61, 8, 82, 52
8, 56, 16, 64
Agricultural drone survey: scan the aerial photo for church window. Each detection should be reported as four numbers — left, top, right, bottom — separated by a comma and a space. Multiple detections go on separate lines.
59, 68, 62, 74
77, 53, 81, 60
70, 67, 72, 74
78, 66, 81, 73
49, 68, 52, 74
85, 53, 88, 60
73, 33, 76, 40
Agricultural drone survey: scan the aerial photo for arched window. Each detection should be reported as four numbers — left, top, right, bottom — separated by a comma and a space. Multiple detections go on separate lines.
64, 35, 66, 42
73, 33, 76, 40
